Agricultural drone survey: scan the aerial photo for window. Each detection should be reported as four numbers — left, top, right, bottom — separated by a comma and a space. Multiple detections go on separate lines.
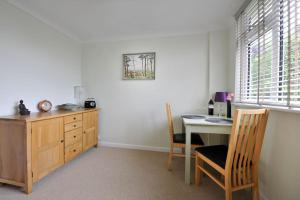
235, 0, 300, 108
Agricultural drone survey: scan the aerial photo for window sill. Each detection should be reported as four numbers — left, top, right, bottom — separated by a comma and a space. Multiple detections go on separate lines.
232, 102, 300, 114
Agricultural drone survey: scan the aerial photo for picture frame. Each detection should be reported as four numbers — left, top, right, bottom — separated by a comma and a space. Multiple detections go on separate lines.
123, 52, 155, 80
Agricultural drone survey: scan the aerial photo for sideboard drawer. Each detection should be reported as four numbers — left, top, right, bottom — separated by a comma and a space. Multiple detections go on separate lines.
65, 128, 82, 147
64, 121, 82, 132
64, 114, 82, 124
65, 142, 82, 162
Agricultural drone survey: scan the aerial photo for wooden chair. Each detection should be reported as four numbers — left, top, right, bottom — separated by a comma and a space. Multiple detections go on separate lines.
195, 108, 270, 200
165, 103, 204, 170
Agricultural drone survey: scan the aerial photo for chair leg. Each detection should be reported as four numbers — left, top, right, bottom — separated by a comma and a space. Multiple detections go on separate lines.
252, 167, 259, 200
167, 146, 173, 171
195, 160, 200, 185
225, 176, 232, 200
252, 177, 259, 200
225, 189, 232, 200
195, 154, 203, 185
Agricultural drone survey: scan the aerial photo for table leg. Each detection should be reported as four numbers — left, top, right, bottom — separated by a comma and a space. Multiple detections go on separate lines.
185, 126, 191, 184
182, 120, 186, 134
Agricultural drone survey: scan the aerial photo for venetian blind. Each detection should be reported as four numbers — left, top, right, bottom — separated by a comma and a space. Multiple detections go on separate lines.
236, 0, 300, 107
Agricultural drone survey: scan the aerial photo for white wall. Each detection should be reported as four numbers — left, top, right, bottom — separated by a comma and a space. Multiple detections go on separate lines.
259, 111, 300, 200
227, 19, 300, 200
82, 31, 230, 149
82, 34, 211, 149
0, 1, 82, 115
207, 30, 231, 145
208, 30, 230, 96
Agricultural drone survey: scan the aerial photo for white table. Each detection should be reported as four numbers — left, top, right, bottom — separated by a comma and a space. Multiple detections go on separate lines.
182, 115, 232, 184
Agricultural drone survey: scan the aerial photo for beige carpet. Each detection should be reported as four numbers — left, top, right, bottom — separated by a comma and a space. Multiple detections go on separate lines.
0, 147, 251, 200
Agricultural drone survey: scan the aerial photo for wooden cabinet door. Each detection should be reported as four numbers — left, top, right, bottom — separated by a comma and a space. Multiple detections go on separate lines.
31, 118, 64, 182
82, 111, 98, 151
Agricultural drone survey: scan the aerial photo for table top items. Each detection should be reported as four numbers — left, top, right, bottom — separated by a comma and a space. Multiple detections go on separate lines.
181, 114, 205, 119
182, 114, 233, 126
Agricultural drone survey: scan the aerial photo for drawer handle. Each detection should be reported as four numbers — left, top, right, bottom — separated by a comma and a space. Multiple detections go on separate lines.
73, 135, 77, 138
73, 149, 76, 152
73, 117, 76, 120
73, 124, 77, 128
60, 140, 64, 143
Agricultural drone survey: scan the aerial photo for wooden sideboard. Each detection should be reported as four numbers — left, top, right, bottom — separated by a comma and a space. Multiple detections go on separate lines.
0, 108, 99, 194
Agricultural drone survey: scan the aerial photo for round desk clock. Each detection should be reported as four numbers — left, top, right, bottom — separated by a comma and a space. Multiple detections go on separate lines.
38, 100, 52, 112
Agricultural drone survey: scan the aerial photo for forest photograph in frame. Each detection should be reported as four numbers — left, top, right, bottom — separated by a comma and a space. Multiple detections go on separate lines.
123, 52, 155, 80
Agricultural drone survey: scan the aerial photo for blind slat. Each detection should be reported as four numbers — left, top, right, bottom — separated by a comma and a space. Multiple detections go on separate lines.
236, 0, 300, 108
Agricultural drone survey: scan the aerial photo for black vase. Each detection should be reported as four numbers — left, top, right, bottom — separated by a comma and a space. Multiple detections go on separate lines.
227, 100, 231, 118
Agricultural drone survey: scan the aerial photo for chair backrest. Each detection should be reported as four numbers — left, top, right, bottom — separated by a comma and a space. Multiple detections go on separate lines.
225, 108, 270, 187
165, 103, 174, 143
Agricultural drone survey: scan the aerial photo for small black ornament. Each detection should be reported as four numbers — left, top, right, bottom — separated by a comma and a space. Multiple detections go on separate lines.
19, 100, 30, 115
208, 98, 214, 116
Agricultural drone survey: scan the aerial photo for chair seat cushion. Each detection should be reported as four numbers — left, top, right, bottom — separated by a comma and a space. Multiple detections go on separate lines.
173, 133, 204, 145
195, 145, 228, 168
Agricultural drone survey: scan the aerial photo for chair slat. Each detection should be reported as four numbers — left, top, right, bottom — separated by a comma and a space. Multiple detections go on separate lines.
166, 103, 174, 142
239, 115, 250, 185
244, 114, 258, 183
239, 114, 255, 185
226, 111, 242, 187
237, 114, 251, 186
233, 114, 248, 186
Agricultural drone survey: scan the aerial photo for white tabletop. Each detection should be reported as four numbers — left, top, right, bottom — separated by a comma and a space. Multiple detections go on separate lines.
182, 114, 233, 126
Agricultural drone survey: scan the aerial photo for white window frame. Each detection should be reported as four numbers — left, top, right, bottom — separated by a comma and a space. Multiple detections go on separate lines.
235, 0, 300, 112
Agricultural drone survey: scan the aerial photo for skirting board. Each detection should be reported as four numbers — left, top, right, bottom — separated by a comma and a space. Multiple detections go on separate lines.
99, 140, 182, 153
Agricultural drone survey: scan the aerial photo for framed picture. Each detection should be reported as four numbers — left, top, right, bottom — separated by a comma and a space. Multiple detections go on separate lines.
123, 52, 155, 80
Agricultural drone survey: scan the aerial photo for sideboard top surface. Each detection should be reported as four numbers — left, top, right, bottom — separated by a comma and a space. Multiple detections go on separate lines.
0, 108, 99, 122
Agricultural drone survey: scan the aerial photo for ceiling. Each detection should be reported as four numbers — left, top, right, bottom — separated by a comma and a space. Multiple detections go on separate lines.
6, 0, 245, 42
